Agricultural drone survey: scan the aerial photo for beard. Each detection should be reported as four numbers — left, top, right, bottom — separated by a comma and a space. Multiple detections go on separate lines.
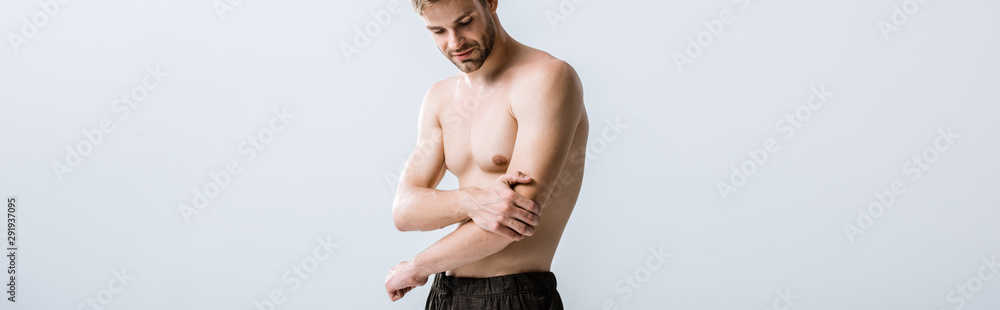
447, 16, 497, 73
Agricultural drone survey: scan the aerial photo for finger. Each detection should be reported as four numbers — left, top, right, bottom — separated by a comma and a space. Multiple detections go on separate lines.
497, 226, 524, 241
514, 171, 532, 183
516, 171, 533, 183
397, 288, 410, 299
397, 287, 412, 301
506, 218, 534, 236
510, 193, 541, 216
513, 208, 540, 227
497, 171, 532, 186
495, 172, 519, 186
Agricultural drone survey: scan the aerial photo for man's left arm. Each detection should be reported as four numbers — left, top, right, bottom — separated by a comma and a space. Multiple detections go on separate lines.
386, 62, 584, 301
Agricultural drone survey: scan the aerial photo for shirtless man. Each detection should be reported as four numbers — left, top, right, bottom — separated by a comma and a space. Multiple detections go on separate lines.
384, 0, 588, 308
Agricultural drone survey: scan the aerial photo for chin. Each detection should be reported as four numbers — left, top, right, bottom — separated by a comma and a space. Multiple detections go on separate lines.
460, 64, 480, 73
451, 60, 479, 73
458, 56, 487, 72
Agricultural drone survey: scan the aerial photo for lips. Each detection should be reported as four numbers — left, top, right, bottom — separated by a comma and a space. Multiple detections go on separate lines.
453, 48, 474, 60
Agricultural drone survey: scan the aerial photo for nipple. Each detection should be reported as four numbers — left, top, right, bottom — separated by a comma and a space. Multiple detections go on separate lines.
492, 155, 509, 166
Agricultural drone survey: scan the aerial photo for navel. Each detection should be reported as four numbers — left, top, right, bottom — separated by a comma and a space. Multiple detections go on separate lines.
492, 155, 509, 166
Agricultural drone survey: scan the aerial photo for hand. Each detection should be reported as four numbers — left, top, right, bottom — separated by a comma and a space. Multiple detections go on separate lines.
463, 171, 542, 241
385, 261, 428, 302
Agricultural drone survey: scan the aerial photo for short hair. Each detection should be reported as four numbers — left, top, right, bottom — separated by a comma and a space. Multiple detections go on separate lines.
411, 0, 489, 16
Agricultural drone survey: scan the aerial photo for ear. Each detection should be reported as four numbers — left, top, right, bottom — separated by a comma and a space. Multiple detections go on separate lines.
486, 0, 498, 13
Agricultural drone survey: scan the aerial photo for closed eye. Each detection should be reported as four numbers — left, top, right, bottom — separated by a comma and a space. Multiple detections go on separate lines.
427, 13, 473, 34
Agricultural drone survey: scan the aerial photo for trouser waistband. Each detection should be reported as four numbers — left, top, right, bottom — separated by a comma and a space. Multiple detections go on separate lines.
430, 271, 558, 296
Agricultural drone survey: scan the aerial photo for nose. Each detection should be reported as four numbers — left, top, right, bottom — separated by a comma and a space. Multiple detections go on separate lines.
448, 31, 464, 51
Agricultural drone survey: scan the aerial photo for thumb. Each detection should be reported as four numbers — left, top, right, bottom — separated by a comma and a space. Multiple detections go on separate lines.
497, 171, 531, 186
510, 171, 532, 185
496, 172, 518, 185
517, 171, 532, 183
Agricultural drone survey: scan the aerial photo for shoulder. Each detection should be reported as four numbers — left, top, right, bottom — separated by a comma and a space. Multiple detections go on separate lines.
510, 53, 583, 114
419, 76, 459, 117
517, 54, 581, 92
424, 75, 459, 103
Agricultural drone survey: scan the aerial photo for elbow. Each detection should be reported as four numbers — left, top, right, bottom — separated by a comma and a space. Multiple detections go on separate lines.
393, 217, 413, 232
392, 201, 416, 232
392, 205, 409, 231
391, 188, 412, 231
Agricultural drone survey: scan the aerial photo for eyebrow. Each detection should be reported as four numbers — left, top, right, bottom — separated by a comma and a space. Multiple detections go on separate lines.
426, 10, 474, 30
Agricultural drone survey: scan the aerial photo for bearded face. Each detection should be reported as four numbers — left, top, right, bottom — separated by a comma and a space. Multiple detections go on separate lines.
421, 0, 498, 73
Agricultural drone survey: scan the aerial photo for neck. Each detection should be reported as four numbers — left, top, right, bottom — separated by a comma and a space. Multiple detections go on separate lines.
462, 21, 517, 86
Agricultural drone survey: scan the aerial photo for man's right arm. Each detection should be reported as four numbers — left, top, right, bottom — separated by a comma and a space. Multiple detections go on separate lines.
391, 85, 466, 231
391, 85, 540, 238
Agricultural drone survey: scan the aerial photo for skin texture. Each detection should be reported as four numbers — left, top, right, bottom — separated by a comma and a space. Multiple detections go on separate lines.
386, 0, 589, 302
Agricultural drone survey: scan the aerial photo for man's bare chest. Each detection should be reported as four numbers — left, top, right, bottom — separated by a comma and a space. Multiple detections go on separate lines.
439, 89, 518, 176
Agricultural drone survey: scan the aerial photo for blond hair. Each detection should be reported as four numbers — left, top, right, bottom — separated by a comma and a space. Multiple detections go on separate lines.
411, 0, 488, 15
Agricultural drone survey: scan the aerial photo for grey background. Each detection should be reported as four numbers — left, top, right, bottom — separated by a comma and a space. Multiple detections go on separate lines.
1, 0, 998, 309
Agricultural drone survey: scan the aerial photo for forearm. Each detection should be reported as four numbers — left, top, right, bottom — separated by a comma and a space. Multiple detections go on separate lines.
406, 181, 547, 277
408, 220, 514, 278
392, 186, 478, 231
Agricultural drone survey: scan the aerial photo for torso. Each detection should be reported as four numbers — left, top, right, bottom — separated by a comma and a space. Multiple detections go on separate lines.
432, 48, 589, 278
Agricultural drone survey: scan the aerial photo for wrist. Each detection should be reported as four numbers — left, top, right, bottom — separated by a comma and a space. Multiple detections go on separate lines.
456, 187, 482, 217
407, 258, 433, 280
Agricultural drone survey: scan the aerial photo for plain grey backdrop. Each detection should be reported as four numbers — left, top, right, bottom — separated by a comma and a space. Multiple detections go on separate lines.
1, 0, 999, 309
